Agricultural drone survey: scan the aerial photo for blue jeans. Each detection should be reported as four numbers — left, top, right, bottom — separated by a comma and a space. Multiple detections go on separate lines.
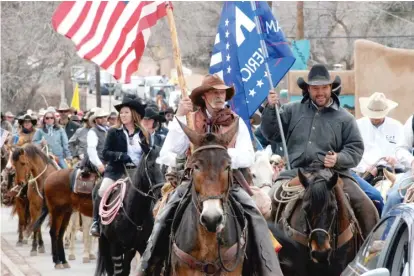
57, 156, 68, 169
351, 172, 384, 216
382, 171, 412, 217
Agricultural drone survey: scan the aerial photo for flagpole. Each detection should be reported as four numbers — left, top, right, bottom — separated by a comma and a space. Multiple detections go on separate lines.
165, 3, 193, 126
250, 1, 291, 170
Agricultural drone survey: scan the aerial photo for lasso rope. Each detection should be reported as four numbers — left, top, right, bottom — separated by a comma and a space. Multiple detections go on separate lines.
273, 179, 304, 204
28, 165, 48, 200
99, 177, 128, 225
397, 176, 414, 203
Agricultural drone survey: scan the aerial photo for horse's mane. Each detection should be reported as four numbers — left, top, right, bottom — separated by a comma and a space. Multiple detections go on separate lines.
17, 144, 52, 165
133, 145, 161, 189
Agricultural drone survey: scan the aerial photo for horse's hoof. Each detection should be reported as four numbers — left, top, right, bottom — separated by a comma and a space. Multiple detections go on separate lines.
82, 257, 90, 263
89, 254, 96, 260
30, 251, 37, 256
16, 241, 23, 247
22, 240, 28, 245
68, 254, 76, 260
55, 264, 64, 269
38, 246, 45, 254
62, 262, 70, 269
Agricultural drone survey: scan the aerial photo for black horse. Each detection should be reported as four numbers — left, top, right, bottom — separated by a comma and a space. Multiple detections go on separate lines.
94, 144, 165, 276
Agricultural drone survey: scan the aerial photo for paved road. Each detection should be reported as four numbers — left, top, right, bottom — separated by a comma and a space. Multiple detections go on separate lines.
1, 207, 139, 275
86, 93, 121, 112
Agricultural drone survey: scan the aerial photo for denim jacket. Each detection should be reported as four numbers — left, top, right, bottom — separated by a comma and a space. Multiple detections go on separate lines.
32, 125, 71, 158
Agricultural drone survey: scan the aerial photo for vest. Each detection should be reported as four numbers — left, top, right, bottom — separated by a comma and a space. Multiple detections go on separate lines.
91, 126, 106, 162
188, 109, 238, 153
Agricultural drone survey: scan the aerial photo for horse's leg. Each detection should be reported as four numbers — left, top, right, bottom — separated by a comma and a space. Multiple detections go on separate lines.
58, 211, 72, 269
30, 230, 39, 256
28, 200, 40, 256
49, 210, 64, 269
67, 212, 77, 260
110, 245, 125, 276
15, 198, 25, 246
81, 214, 93, 263
37, 227, 45, 253
123, 250, 135, 276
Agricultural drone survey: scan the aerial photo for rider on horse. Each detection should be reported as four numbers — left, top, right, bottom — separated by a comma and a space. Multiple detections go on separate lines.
383, 114, 414, 216
141, 107, 168, 148
68, 112, 92, 164
13, 114, 37, 147
139, 74, 280, 275
90, 98, 149, 237
262, 64, 379, 238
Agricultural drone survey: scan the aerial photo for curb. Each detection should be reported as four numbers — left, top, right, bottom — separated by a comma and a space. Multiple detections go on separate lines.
1, 237, 41, 276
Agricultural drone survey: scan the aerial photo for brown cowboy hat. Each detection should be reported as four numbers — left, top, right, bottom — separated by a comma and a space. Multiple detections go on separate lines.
190, 74, 235, 107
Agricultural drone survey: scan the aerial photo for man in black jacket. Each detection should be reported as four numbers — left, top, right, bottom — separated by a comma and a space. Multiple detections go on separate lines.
57, 103, 80, 141
262, 64, 378, 238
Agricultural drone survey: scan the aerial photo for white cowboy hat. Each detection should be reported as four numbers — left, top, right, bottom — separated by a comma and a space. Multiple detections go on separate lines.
359, 92, 398, 119
57, 102, 71, 111
89, 107, 110, 124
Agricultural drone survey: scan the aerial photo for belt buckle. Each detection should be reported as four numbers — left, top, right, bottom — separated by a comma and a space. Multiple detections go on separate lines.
202, 262, 217, 275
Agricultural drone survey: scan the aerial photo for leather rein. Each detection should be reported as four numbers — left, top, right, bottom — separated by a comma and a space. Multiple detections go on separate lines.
172, 144, 247, 275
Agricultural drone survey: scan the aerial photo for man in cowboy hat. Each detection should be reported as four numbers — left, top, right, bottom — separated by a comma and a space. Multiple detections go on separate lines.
163, 106, 174, 125
107, 111, 118, 127
57, 102, 80, 140
262, 64, 379, 238
355, 92, 403, 175
139, 74, 283, 275
141, 107, 168, 148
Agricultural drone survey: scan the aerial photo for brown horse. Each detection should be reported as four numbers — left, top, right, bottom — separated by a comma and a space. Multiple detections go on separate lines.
271, 166, 363, 276
12, 144, 57, 255
164, 119, 248, 276
31, 166, 95, 269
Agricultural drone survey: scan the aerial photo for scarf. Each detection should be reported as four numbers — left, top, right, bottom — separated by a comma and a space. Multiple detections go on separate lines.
198, 107, 236, 134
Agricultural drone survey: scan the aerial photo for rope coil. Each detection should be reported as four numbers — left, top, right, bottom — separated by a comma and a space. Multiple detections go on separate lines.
99, 177, 128, 225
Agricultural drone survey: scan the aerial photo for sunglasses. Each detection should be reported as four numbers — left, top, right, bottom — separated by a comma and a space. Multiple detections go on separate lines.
45, 117, 54, 120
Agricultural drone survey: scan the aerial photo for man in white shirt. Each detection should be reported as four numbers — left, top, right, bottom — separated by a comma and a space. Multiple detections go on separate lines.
354, 92, 404, 178
382, 114, 414, 216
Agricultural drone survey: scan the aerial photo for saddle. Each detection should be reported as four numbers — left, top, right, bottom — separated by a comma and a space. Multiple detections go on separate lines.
71, 168, 99, 195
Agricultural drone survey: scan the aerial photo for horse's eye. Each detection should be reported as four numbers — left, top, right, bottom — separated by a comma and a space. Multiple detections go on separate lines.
194, 164, 200, 171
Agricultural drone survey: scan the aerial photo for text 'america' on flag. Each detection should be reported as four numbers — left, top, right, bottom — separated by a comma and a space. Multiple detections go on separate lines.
209, 1, 295, 132
52, 1, 169, 83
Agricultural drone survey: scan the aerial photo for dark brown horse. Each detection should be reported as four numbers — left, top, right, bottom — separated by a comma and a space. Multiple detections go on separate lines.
31, 166, 96, 269
164, 119, 248, 276
12, 144, 57, 255
271, 166, 363, 276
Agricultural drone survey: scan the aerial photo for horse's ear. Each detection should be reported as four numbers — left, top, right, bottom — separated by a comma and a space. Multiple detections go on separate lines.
265, 145, 273, 158
216, 117, 239, 146
327, 172, 339, 190
176, 117, 204, 147
298, 168, 309, 188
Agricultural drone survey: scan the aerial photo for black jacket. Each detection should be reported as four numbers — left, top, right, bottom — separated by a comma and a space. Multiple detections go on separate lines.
261, 99, 364, 179
62, 120, 80, 140
103, 127, 147, 180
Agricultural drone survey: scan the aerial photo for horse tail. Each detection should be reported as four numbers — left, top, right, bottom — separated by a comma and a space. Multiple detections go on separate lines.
95, 234, 113, 276
31, 194, 48, 232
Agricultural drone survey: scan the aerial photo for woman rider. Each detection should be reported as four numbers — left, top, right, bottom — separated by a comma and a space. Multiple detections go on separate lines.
90, 97, 149, 237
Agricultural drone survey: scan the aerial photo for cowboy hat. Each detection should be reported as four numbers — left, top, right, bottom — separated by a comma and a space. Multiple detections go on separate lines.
114, 97, 146, 117
359, 92, 398, 119
190, 74, 235, 107
298, 64, 336, 87
4, 111, 15, 118
45, 106, 57, 114
70, 115, 81, 123
57, 102, 71, 112
89, 107, 110, 124
18, 114, 37, 126
143, 107, 166, 123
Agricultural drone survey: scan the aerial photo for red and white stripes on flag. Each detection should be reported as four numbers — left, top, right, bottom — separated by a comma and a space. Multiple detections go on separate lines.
52, 1, 169, 83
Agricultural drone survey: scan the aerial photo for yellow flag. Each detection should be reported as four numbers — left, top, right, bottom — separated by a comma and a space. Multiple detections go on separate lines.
71, 83, 80, 111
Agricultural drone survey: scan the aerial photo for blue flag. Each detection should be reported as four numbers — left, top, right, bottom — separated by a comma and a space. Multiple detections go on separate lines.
209, 1, 295, 135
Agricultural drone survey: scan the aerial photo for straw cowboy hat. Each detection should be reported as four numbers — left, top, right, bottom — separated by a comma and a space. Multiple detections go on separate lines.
57, 102, 71, 112
5, 111, 15, 118
359, 92, 398, 119
18, 114, 37, 126
114, 97, 147, 117
89, 107, 110, 124
190, 74, 235, 107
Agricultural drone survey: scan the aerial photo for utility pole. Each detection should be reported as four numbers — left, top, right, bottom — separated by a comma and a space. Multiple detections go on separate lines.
95, 64, 101, 108
296, 1, 304, 40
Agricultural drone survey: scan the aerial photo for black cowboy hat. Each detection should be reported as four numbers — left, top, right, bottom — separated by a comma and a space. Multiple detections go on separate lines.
114, 97, 146, 117
297, 64, 342, 104
164, 107, 174, 114
18, 114, 37, 126
143, 107, 166, 123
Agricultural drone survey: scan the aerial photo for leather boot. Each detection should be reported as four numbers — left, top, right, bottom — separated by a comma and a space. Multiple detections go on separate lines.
342, 177, 379, 238
230, 185, 284, 276
89, 195, 101, 237
138, 183, 190, 276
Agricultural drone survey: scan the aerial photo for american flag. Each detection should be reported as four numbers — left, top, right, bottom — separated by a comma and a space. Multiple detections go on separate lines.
52, 1, 169, 83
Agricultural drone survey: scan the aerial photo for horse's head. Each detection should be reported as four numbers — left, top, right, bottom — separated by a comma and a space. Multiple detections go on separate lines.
177, 117, 239, 233
298, 167, 338, 264
250, 147, 273, 190
11, 147, 30, 185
